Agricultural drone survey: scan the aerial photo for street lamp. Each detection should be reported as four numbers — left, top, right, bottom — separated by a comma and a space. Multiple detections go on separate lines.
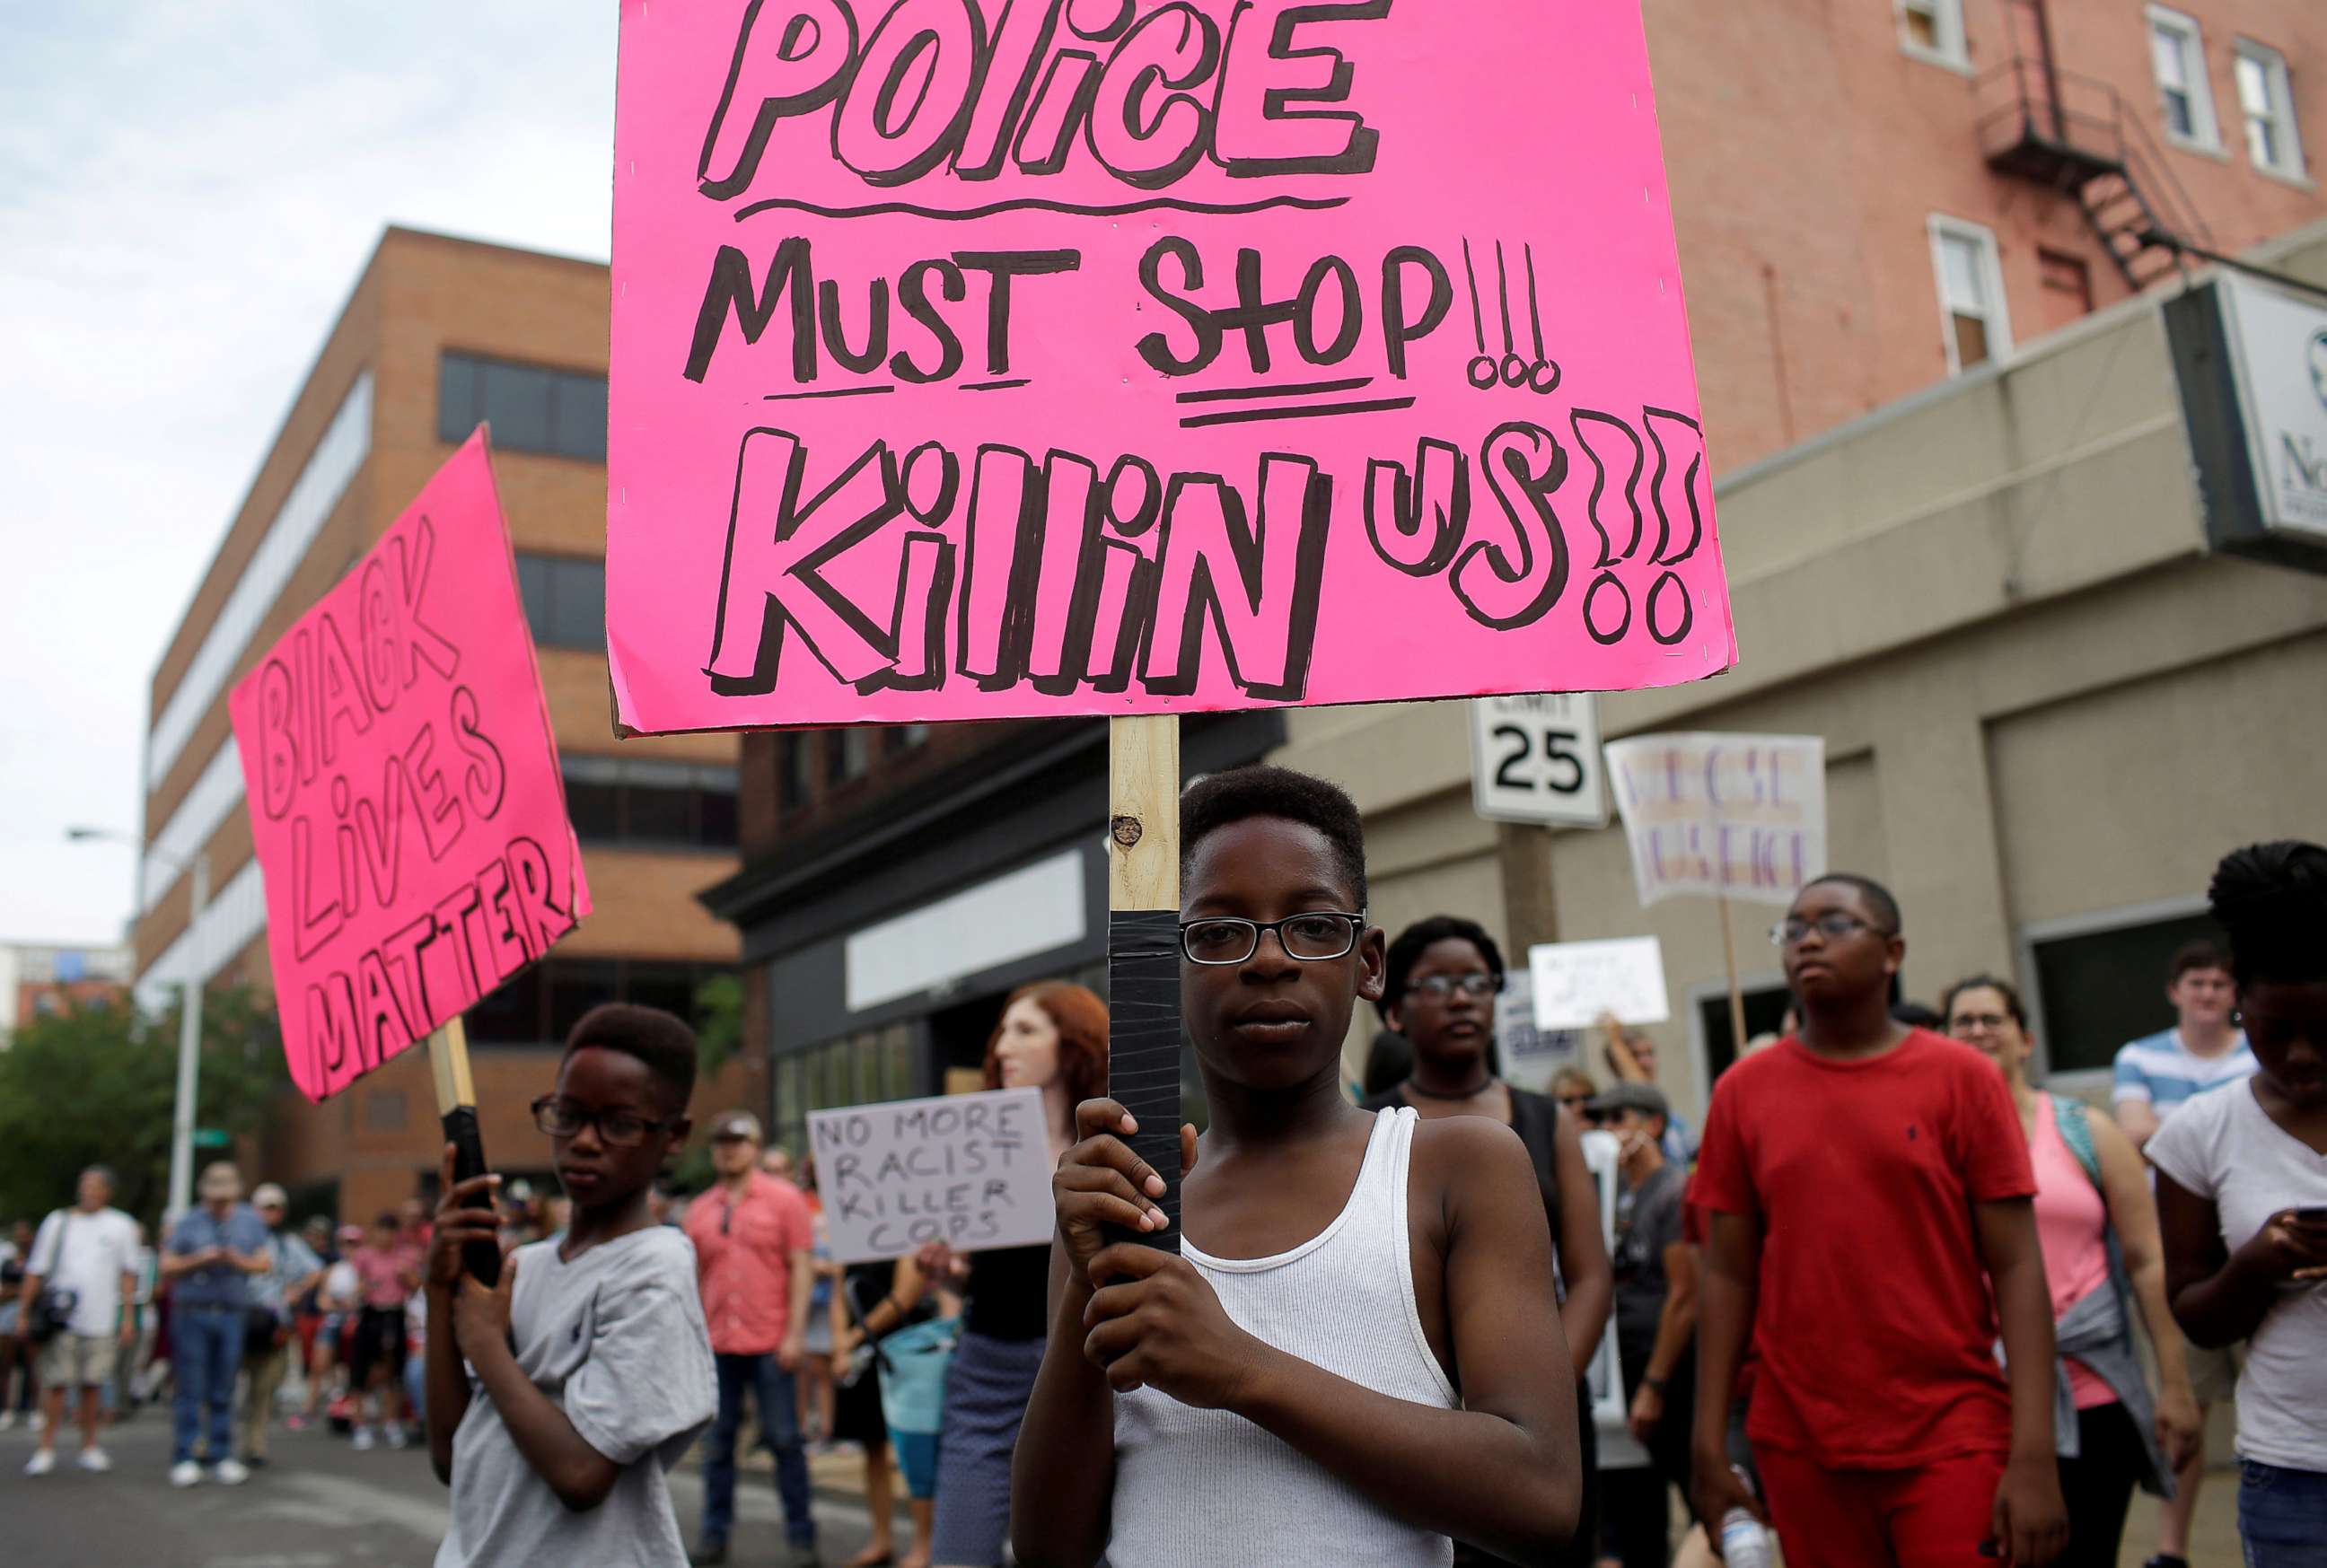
68, 826, 209, 1222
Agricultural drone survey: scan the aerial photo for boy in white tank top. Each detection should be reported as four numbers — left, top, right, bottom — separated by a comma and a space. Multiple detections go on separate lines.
1012, 766, 1583, 1568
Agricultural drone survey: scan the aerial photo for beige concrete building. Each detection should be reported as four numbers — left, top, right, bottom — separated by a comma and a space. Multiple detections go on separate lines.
131, 229, 746, 1220
1286, 220, 2327, 1118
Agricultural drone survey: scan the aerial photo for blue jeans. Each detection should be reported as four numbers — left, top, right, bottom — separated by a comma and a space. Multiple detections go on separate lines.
2242, 1460, 2327, 1568
701, 1352, 812, 1547
171, 1306, 241, 1465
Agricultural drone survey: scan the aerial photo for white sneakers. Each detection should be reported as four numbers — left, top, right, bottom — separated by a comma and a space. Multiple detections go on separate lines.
23, 1446, 114, 1476
384, 1423, 410, 1450
214, 1458, 251, 1485
351, 1424, 376, 1452
0, 1410, 16, 1432
170, 1459, 205, 1488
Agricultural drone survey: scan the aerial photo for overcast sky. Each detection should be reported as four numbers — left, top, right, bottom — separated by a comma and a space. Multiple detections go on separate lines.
0, 3, 619, 948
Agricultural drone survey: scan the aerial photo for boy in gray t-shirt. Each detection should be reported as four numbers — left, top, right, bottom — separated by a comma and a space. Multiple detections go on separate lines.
425, 1005, 716, 1568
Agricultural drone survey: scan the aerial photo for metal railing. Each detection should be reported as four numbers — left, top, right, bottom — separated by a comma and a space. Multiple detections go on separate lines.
1973, 54, 2214, 252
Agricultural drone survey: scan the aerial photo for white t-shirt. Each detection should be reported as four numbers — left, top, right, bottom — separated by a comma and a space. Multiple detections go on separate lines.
324, 1258, 360, 1310
2147, 1079, 2327, 1472
27, 1206, 143, 1338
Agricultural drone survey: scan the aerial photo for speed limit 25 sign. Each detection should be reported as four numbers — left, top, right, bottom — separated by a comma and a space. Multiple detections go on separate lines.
1469, 695, 1610, 828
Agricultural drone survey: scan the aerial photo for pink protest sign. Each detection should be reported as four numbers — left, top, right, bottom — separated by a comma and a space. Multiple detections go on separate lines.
609, 1, 1735, 733
229, 434, 592, 1102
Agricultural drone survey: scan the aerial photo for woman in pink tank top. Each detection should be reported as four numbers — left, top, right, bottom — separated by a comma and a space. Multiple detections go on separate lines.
1944, 976, 2203, 1568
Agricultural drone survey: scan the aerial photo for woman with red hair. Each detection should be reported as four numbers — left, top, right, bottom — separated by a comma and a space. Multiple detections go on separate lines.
882, 980, 1107, 1568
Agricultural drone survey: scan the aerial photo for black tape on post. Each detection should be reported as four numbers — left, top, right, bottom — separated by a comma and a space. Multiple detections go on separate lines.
1106, 908, 1182, 1252
440, 1106, 505, 1287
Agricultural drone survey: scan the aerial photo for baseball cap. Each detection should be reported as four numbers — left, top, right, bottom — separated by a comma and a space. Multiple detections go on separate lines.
711, 1110, 764, 1143
1584, 1081, 1671, 1121
337, 1222, 365, 1243
252, 1183, 288, 1208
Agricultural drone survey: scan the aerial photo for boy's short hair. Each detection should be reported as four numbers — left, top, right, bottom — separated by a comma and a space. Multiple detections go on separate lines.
373, 1211, 400, 1231
1181, 766, 1368, 907
1378, 915, 1506, 1021
564, 1003, 698, 1115
1804, 872, 1901, 935
2165, 939, 2230, 984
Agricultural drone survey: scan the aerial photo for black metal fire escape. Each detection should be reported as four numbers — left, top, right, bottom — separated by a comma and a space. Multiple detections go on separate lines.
1974, 4, 2213, 290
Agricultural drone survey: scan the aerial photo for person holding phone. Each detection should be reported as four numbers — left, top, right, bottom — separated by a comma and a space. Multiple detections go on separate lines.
2148, 841, 2327, 1567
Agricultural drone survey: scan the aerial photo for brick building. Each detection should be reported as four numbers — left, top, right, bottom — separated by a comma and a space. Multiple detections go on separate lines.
131, 229, 746, 1221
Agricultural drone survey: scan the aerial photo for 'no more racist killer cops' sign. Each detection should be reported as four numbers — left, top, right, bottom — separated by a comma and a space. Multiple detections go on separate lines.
230, 435, 592, 1103
608, 0, 1737, 732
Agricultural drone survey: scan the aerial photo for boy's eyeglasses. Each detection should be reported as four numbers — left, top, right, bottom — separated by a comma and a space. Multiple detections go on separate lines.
1769, 912, 1894, 946
1181, 913, 1365, 966
531, 1096, 681, 1149
1948, 1012, 2013, 1033
1408, 973, 1500, 1001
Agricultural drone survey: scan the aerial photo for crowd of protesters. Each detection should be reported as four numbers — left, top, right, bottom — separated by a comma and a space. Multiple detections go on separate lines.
8, 766, 2321, 1568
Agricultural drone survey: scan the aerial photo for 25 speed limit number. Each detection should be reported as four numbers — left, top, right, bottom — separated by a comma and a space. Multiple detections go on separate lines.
1468, 695, 1609, 828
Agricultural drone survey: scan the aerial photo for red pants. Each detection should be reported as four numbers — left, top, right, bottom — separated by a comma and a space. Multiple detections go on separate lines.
1756, 1447, 2005, 1568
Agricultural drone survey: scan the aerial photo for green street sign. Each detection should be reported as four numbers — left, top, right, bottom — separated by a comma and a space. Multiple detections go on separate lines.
191, 1127, 231, 1149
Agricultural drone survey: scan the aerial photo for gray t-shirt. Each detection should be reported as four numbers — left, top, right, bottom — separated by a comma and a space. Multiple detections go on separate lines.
436, 1226, 716, 1568
1611, 1161, 1688, 1357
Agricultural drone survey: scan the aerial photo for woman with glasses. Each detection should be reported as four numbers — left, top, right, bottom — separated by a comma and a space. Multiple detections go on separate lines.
1360, 915, 1613, 1568
1942, 974, 2202, 1568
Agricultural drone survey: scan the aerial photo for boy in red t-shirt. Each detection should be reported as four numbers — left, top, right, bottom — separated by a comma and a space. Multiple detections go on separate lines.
1690, 874, 2068, 1568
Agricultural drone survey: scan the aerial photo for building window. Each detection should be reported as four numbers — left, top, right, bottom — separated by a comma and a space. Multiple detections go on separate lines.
2235, 41, 2305, 180
1897, 0, 1966, 70
439, 352, 608, 461
466, 958, 734, 1047
514, 554, 606, 650
827, 729, 872, 786
2024, 905, 2226, 1075
2147, 6, 2220, 152
1928, 216, 2013, 374
779, 734, 813, 812
884, 723, 931, 756
564, 756, 741, 849
771, 1021, 921, 1156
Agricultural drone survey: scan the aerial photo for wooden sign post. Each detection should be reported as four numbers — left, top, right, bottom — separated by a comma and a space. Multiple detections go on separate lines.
427, 1017, 505, 1285
1106, 714, 1182, 1252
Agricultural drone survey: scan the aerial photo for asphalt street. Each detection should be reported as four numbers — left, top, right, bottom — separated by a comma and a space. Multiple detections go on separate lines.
0, 1408, 905, 1568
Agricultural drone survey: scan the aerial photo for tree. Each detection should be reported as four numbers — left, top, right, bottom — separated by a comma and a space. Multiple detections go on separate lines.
0, 985, 289, 1230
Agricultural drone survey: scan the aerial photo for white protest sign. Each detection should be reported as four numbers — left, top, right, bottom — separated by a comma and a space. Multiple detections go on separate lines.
810, 1088, 1055, 1264
1471, 695, 1610, 828
1494, 970, 1580, 1094
1603, 733, 1826, 907
1528, 938, 1672, 1031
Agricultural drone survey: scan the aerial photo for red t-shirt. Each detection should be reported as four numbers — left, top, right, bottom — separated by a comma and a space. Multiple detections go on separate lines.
1687, 1029, 2036, 1468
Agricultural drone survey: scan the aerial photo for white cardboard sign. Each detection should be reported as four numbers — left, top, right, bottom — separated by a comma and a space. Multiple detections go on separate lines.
1495, 970, 1580, 1094
1529, 937, 1672, 1031
810, 1088, 1056, 1265
1603, 732, 1826, 908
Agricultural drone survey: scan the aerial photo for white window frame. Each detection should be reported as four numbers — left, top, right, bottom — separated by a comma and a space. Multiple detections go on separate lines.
2146, 5, 2223, 155
1897, 0, 1970, 73
1927, 215, 2014, 376
2234, 39, 2308, 183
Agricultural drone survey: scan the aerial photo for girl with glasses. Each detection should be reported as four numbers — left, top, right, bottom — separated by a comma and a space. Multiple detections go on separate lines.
1361, 915, 1613, 1568
1941, 973, 2202, 1568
